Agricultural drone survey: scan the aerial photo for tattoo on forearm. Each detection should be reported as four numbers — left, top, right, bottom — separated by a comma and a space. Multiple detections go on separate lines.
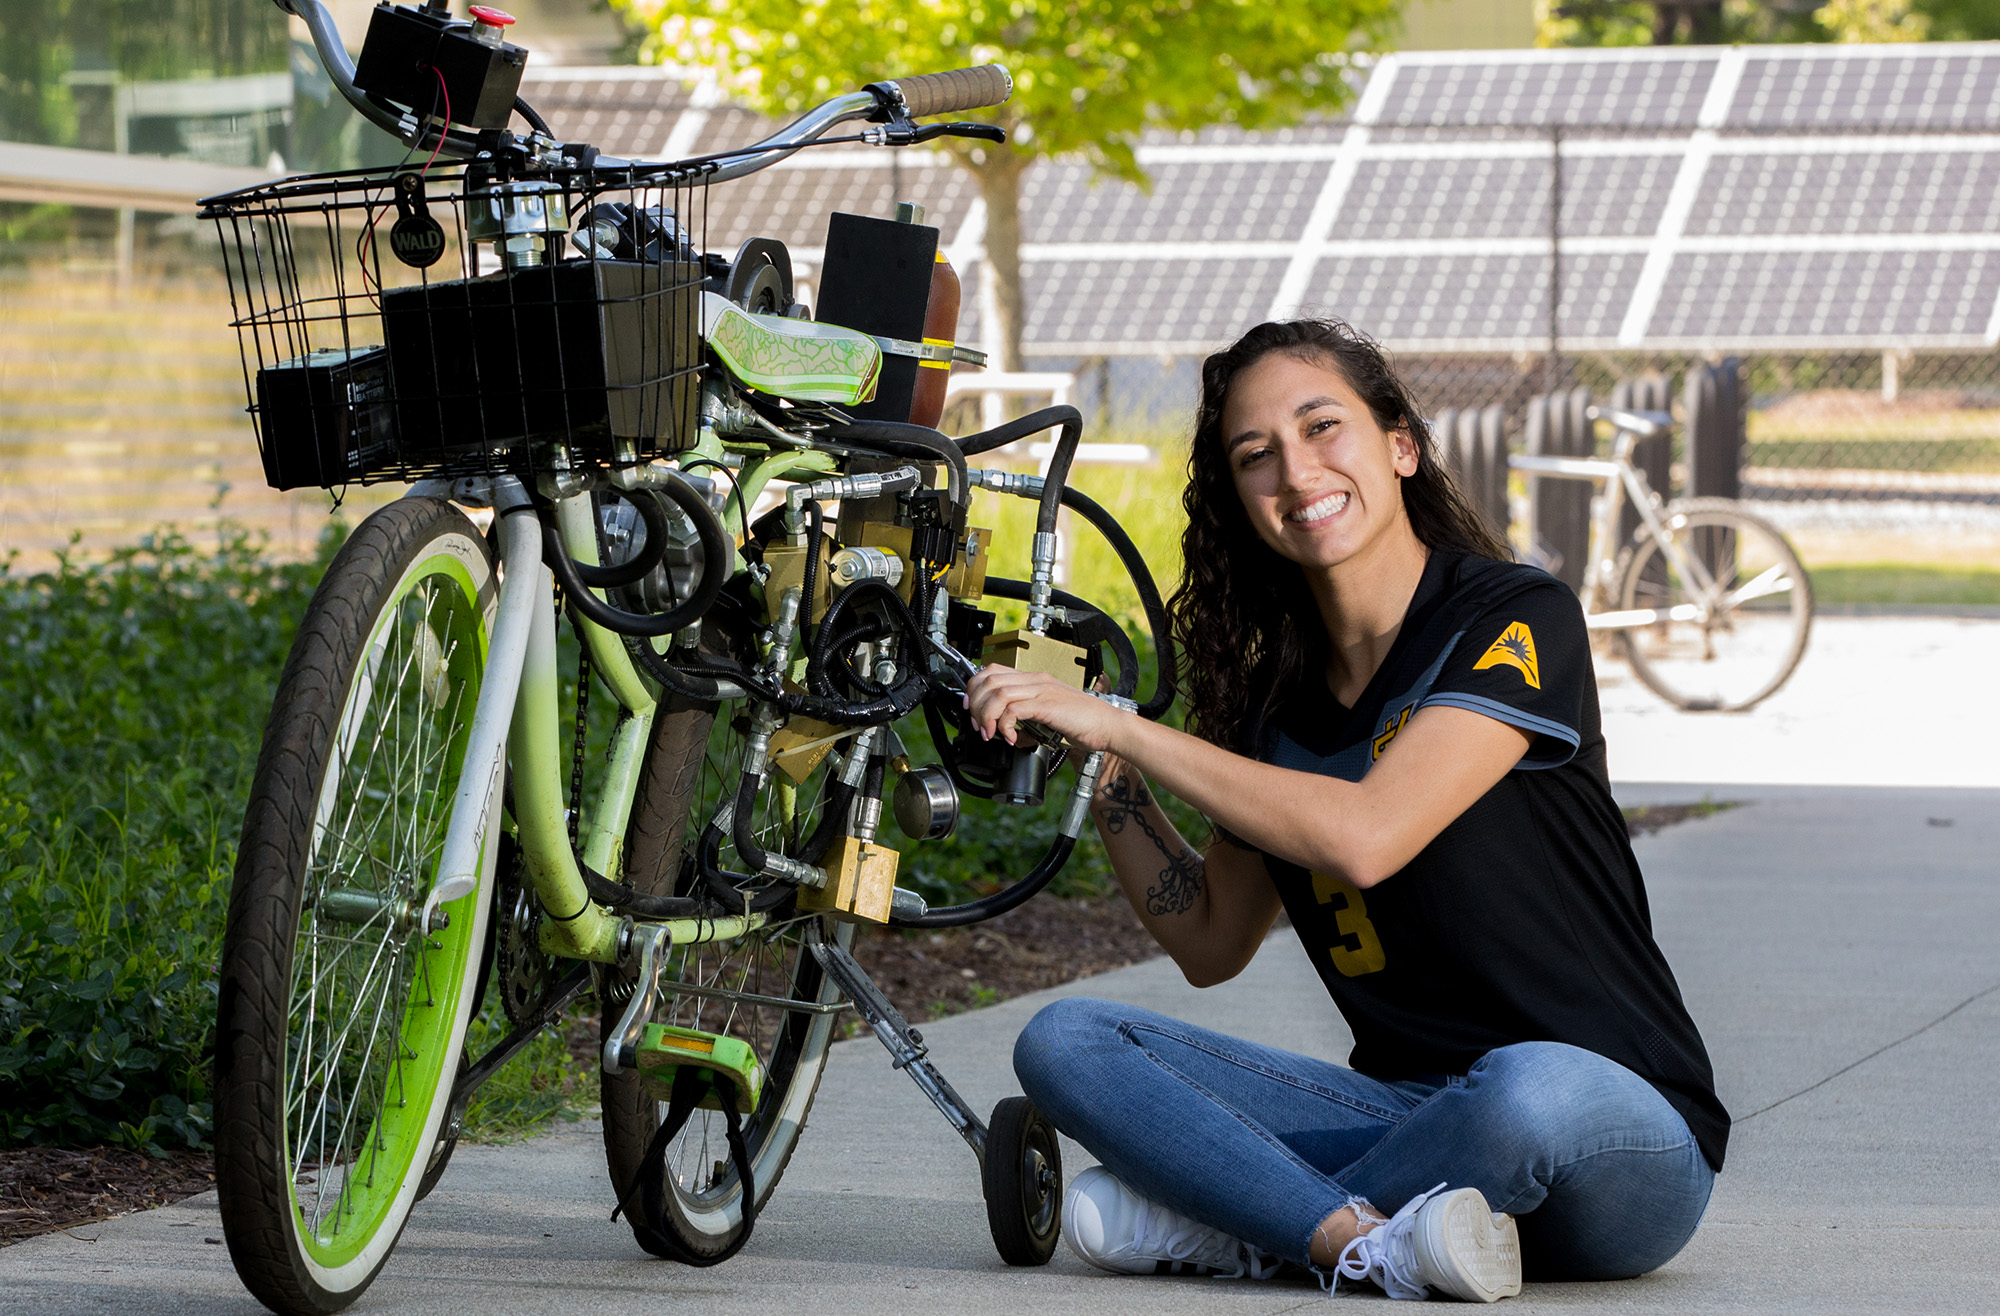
1097, 773, 1205, 917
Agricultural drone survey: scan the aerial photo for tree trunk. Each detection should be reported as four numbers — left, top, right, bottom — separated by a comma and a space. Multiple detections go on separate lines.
966, 148, 1028, 374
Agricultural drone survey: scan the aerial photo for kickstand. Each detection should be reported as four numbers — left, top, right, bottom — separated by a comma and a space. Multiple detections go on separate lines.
809, 931, 988, 1165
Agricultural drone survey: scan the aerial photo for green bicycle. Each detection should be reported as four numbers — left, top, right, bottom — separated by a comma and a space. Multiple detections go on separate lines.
204, 3, 1173, 1312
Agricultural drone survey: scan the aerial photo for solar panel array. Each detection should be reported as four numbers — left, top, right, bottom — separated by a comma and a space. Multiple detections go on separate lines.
523, 42, 2000, 357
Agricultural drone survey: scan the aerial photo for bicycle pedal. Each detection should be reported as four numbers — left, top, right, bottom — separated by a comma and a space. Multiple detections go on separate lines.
634, 1024, 763, 1115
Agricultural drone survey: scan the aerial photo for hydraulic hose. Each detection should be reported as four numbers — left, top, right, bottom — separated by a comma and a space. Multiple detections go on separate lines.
574, 487, 671, 588
981, 577, 1138, 701
542, 476, 730, 637
955, 405, 1078, 458
578, 860, 699, 918
1048, 484, 1177, 719
891, 833, 1077, 928
825, 419, 968, 508
1034, 408, 1082, 537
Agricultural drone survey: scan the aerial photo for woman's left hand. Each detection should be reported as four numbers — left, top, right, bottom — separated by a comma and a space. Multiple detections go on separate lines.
964, 666, 1129, 752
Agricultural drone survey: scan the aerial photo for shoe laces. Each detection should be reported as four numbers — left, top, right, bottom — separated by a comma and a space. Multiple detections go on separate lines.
1334, 1181, 1447, 1300
1125, 1195, 1269, 1279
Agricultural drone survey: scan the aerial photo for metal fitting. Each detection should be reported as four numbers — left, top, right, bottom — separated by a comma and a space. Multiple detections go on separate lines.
1027, 530, 1060, 633
967, 468, 1044, 498
830, 546, 905, 589
763, 853, 829, 889
1060, 750, 1107, 839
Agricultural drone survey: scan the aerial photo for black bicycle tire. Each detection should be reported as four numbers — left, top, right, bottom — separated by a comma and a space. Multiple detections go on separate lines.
215, 497, 498, 1315
599, 683, 848, 1259
1613, 496, 1814, 713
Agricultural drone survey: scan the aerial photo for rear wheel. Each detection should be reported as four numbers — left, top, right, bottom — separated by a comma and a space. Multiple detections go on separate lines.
601, 675, 852, 1259
215, 498, 500, 1314
1615, 497, 1813, 712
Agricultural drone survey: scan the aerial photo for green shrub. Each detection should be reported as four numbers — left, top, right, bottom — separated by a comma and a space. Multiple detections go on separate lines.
0, 527, 333, 1151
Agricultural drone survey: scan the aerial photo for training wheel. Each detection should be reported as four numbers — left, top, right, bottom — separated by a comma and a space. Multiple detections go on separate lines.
983, 1095, 1063, 1266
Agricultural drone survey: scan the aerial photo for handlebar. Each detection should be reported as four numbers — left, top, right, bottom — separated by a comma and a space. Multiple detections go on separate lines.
1587, 405, 1672, 440
876, 65, 1015, 118
276, 0, 1012, 185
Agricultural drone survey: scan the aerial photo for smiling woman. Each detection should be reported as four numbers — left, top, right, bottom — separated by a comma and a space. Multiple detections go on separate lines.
967, 319, 1727, 1302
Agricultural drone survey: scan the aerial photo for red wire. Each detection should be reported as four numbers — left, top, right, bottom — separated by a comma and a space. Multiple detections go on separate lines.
358, 68, 454, 307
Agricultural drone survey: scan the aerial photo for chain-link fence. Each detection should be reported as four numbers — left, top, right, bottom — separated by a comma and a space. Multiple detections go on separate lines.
1009, 116, 2000, 589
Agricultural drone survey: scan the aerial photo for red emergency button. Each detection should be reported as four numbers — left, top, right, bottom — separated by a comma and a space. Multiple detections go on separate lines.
469, 6, 516, 25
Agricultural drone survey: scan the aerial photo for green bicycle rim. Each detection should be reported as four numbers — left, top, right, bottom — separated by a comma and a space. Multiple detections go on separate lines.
285, 550, 489, 1274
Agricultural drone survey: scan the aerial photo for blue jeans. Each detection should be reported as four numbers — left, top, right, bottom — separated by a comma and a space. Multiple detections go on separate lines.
1014, 997, 1714, 1280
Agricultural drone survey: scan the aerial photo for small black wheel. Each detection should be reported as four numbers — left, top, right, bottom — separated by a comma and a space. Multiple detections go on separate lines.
984, 1096, 1063, 1266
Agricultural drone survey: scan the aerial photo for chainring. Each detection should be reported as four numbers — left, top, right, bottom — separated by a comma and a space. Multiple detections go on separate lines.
495, 837, 558, 1027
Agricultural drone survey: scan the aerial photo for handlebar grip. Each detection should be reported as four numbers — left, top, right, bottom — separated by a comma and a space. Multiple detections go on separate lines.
891, 64, 1014, 117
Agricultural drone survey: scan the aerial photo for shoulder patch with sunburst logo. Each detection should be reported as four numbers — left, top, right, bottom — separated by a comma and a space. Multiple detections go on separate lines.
1472, 621, 1540, 689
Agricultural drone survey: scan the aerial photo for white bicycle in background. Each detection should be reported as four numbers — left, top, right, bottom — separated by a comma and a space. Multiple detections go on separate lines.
1511, 405, 1814, 712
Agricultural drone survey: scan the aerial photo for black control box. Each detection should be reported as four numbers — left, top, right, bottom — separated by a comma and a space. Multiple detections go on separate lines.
254, 346, 396, 489
381, 259, 703, 460
814, 212, 939, 423
353, 3, 527, 131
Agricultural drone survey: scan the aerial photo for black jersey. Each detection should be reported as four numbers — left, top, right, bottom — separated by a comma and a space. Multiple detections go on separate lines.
1251, 550, 1729, 1171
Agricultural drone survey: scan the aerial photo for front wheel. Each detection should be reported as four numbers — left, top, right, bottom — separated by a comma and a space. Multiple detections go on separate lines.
1614, 497, 1813, 712
215, 497, 500, 1314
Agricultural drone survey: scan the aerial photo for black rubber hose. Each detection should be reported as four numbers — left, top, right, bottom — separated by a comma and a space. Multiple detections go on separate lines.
579, 861, 699, 918
795, 498, 824, 649
730, 770, 770, 879
809, 579, 925, 700
574, 488, 670, 588
625, 636, 746, 702
1054, 484, 1176, 717
795, 780, 855, 867
513, 94, 553, 138
542, 477, 730, 637
891, 834, 1077, 928
1033, 407, 1083, 537
956, 405, 1081, 458
697, 821, 794, 913
824, 419, 968, 507
982, 577, 1139, 701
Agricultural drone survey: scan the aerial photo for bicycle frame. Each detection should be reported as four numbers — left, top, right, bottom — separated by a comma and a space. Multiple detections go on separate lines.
1510, 424, 1726, 631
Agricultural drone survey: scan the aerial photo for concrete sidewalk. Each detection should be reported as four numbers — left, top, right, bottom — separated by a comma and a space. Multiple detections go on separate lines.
3, 783, 1995, 1314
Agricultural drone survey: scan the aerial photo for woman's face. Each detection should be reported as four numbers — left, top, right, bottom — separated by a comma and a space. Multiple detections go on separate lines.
1219, 352, 1419, 574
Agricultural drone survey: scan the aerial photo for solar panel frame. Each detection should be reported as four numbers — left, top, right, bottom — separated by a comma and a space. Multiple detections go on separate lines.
516, 45, 2000, 357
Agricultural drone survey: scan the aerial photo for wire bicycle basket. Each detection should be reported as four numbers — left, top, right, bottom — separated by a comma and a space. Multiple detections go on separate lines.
202, 158, 713, 490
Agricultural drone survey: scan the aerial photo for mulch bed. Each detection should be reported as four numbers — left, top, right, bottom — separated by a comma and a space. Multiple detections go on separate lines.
1, 801, 1731, 1247
0, 1146, 215, 1247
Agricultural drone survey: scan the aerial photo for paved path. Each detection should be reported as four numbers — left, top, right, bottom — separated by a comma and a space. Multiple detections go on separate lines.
1595, 615, 2000, 788
4, 784, 1995, 1314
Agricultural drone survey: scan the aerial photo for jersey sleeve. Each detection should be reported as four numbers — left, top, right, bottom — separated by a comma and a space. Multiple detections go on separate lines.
1418, 581, 1588, 769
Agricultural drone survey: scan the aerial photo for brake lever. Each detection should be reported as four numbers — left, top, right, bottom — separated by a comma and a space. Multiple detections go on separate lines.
863, 121, 1009, 147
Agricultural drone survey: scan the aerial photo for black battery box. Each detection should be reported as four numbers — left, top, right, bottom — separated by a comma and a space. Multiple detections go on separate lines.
353, 3, 527, 131
814, 212, 939, 423
253, 346, 395, 490
381, 258, 703, 462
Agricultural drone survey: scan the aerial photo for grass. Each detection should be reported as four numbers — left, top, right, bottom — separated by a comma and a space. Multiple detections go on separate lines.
0, 524, 599, 1152
1808, 563, 2000, 607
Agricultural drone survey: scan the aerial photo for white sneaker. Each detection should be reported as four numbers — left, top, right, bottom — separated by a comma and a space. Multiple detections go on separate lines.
1335, 1183, 1522, 1302
1063, 1165, 1279, 1279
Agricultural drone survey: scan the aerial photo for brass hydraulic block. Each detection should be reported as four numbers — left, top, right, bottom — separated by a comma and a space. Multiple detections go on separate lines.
798, 833, 900, 924
983, 629, 1090, 687
852, 521, 916, 604
943, 526, 990, 599
767, 712, 846, 784
761, 539, 832, 623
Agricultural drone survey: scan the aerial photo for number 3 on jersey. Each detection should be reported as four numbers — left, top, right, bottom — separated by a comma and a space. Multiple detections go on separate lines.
1311, 870, 1387, 977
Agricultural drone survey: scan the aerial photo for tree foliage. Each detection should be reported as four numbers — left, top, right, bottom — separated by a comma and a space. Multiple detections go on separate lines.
617, 0, 1398, 367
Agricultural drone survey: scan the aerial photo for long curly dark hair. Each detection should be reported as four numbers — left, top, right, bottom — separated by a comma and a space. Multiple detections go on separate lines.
1169, 319, 1511, 754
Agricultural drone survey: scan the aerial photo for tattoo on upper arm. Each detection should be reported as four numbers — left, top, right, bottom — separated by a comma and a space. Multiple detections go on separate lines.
1097, 773, 1205, 916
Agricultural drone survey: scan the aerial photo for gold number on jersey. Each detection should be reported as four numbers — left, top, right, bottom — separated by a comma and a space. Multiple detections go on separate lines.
1311, 870, 1387, 977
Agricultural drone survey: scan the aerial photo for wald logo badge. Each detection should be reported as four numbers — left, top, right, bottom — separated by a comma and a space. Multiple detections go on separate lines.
1472, 621, 1540, 689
